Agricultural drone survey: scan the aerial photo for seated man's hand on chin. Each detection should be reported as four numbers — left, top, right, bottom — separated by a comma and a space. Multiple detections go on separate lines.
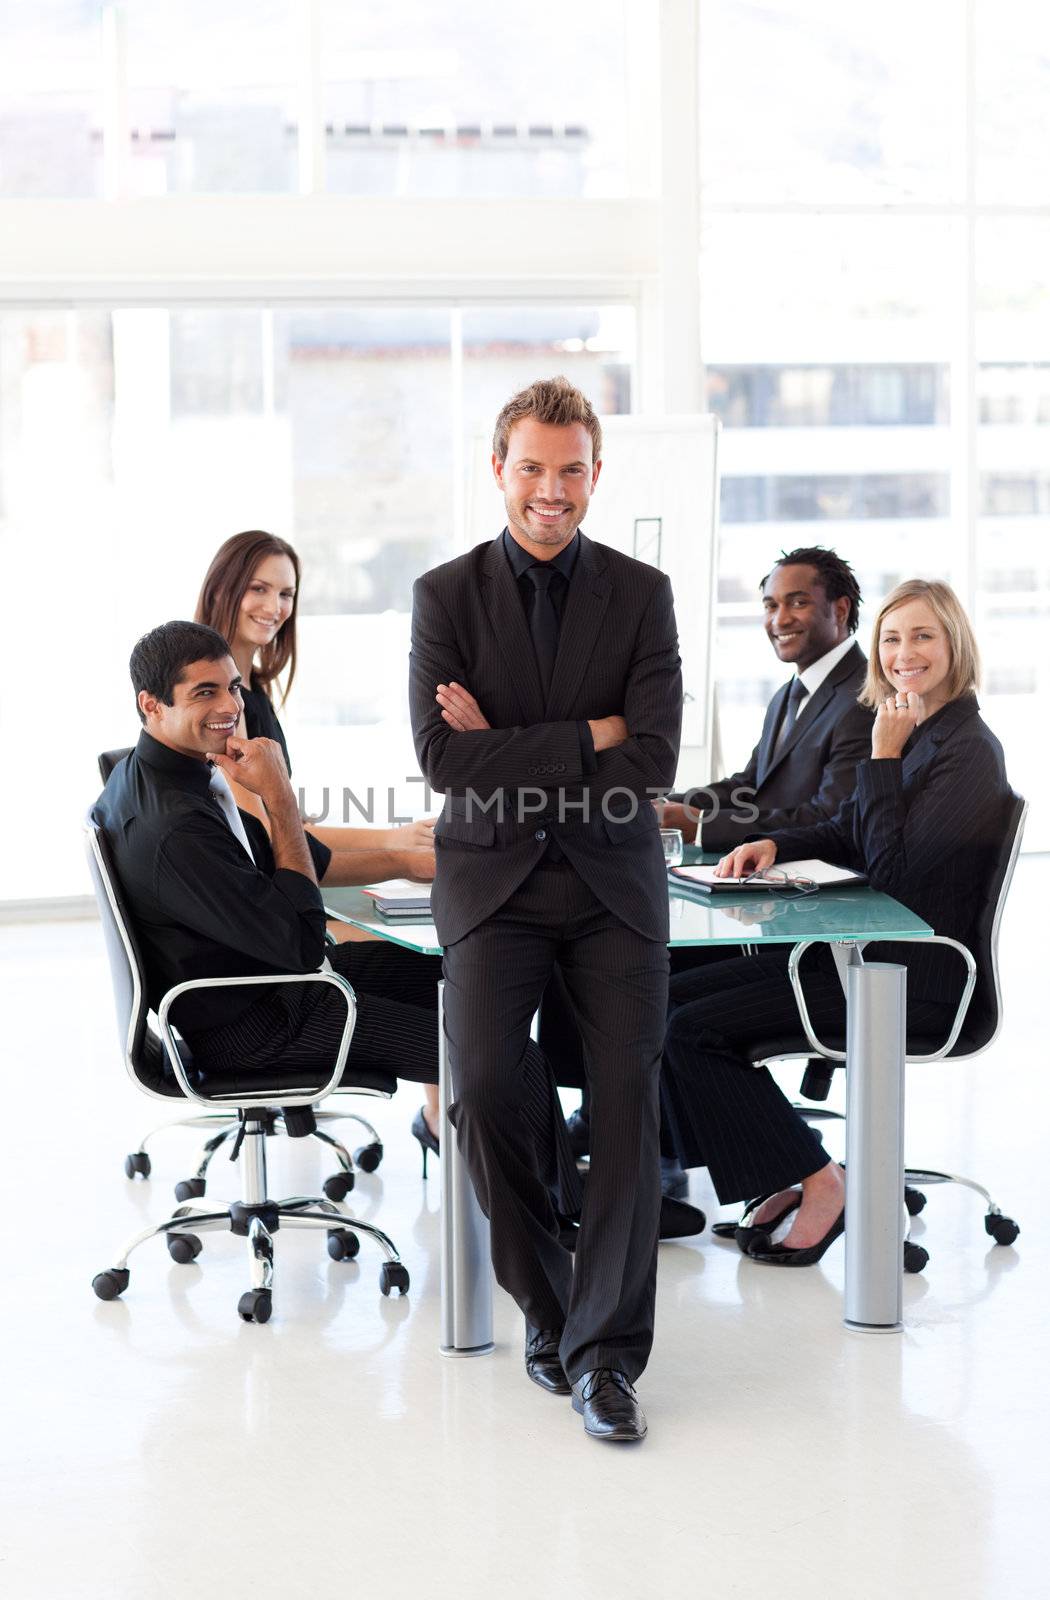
715, 839, 777, 878
209, 735, 293, 806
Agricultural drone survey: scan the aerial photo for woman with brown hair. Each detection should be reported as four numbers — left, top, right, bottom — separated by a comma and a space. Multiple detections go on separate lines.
660, 579, 1012, 1265
195, 530, 443, 1161
194, 529, 301, 778
194, 530, 435, 853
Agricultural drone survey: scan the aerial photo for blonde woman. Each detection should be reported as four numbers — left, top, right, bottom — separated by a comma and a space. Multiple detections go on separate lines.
660, 580, 1011, 1265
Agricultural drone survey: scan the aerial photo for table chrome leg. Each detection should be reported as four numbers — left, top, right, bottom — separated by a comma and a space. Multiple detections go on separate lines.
844, 957, 907, 1333
438, 978, 494, 1357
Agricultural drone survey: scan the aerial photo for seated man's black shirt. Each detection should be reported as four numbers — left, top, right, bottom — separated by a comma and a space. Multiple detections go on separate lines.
93, 731, 332, 1035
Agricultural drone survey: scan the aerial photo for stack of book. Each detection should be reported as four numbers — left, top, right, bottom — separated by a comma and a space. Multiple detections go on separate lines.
361, 880, 433, 919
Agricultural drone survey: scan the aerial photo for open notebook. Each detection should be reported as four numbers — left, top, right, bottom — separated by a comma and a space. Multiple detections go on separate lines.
670, 859, 866, 895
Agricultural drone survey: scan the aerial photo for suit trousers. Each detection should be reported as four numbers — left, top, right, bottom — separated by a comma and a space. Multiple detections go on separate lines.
441, 859, 669, 1385
541, 945, 738, 1157
660, 947, 954, 1205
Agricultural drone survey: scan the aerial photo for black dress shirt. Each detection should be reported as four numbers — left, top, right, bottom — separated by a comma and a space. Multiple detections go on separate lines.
502, 524, 579, 629
501, 527, 596, 772
93, 730, 331, 1034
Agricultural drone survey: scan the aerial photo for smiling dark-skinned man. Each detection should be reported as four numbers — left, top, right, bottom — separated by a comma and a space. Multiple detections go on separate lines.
665, 545, 872, 852
560, 546, 875, 1169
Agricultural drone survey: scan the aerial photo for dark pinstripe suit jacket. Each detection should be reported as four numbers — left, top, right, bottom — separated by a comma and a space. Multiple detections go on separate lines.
769, 695, 1010, 1004
682, 642, 874, 850
409, 532, 683, 947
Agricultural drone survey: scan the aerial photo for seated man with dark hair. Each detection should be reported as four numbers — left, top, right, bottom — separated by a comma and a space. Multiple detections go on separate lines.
663, 544, 872, 851
94, 621, 577, 1208
555, 546, 874, 1173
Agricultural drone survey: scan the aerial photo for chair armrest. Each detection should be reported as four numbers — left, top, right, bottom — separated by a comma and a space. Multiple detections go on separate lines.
786, 935, 977, 1066
786, 940, 848, 1063
836, 934, 976, 1063
156, 969, 357, 1109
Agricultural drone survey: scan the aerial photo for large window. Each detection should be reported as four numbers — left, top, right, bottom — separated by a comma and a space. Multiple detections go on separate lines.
701, 3, 1050, 845
701, 213, 957, 769
320, 0, 632, 199
2, 1, 1049, 906
0, 3, 106, 198
0, 301, 634, 901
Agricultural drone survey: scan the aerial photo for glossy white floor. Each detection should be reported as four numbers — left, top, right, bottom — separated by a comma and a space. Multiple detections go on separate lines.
2, 863, 1048, 1600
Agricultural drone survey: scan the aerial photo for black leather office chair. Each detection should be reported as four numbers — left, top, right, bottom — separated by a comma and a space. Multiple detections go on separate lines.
96, 748, 386, 1200
85, 815, 409, 1322
745, 791, 1028, 1270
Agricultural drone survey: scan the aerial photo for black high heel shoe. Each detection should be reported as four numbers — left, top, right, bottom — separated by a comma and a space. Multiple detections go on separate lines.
746, 1206, 845, 1266
411, 1107, 440, 1178
710, 1190, 802, 1248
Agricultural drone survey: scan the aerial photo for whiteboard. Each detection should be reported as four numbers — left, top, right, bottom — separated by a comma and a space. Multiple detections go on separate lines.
468, 413, 721, 784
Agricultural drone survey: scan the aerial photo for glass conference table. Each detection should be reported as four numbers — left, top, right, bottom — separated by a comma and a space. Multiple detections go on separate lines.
324, 866, 932, 1347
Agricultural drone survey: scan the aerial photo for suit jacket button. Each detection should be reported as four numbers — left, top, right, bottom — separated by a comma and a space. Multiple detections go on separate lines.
535, 828, 547, 842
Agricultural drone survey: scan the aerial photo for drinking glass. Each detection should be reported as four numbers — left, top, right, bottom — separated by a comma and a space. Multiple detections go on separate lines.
660, 828, 684, 868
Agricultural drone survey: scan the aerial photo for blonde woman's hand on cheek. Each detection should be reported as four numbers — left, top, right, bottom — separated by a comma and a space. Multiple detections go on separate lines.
872, 691, 924, 759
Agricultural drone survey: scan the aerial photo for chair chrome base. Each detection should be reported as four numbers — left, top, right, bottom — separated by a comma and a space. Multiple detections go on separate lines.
789, 1099, 1021, 1266
123, 1104, 385, 1203
901, 1166, 1020, 1251
97, 1112, 409, 1320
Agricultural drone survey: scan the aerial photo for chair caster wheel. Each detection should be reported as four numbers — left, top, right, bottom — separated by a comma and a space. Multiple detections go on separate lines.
238, 1288, 272, 1324
327, 1229, 361, 1261
985, 1213, 1020, 1246
353, 1141, 383, 1173
903, 1241, 929, 1274
174, 1178, 206, 1202
379, 1262, 410, 1297
323, 1173, 354, 1201
904, 1185, 927, 1216
167, 1232, 203, 1264
92, 1267, 130, 1301
124, 1151, 151, 1180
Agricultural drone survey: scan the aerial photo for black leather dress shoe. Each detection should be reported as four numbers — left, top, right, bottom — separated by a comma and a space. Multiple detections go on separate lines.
571, 1369, 647, 1442
525, 1326, 571, 1394
565, 1109, 591, 1161
659, 1195, 706, 1239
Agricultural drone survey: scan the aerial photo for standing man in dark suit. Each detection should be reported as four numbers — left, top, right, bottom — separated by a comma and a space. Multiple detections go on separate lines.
409, 377, 683, 1444
562, 546, 873, 1164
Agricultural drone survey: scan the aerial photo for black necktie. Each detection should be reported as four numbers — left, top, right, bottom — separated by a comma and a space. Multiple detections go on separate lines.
778, 676, 808, 747
525, 565, 559, 700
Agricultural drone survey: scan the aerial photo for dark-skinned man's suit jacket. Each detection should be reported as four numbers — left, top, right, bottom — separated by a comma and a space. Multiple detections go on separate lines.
409, 532, 683, 943
679, 640, 874, 851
